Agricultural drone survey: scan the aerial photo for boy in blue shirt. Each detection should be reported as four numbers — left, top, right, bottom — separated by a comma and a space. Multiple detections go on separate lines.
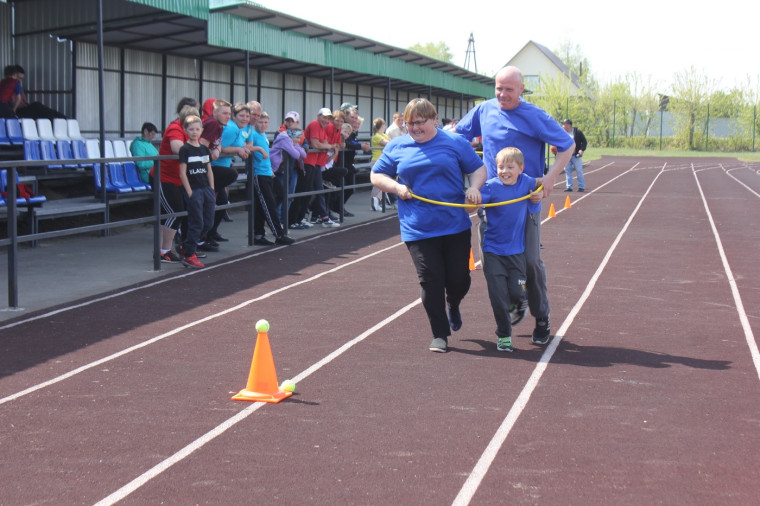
479, 147, 542, 352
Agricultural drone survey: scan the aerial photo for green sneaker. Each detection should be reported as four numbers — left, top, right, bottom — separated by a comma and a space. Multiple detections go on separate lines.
497, 336, 513, 352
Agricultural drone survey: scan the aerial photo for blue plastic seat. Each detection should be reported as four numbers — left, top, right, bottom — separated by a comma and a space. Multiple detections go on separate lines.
55, 140, 79, 169
23, 140, 42, 162
106, 163, 135, 193
71, 139, 89, 168
6, 118, 24, 145
1, 169, 47, 205
39, 140, 63, 169
0, 119, 10, 146
122, 161, 150, 191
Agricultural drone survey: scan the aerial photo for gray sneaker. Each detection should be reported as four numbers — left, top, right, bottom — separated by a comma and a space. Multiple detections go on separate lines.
429, 337, 448, 353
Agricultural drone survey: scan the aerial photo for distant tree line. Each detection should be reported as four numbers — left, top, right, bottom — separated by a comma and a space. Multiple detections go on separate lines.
526, 43, 760, 152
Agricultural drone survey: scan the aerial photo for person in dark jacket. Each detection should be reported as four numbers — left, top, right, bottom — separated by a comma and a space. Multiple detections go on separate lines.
561, 118, 588, 192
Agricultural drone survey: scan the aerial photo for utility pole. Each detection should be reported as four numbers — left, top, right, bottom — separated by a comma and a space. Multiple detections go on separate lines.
464, 33, 477, 73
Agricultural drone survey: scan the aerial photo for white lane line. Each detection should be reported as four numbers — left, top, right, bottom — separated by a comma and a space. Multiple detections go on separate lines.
544, 162, 639, 221
692, 165, 760, 380
0, 240, 405, 406
93, 299, 422, 506
452, 164, 666, 506
723, 164, 760, 199
0, 218, 396, 331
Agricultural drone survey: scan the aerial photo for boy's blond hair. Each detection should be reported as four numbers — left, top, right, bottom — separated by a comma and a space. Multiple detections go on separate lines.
496, 146, 524, 168
183, 114, 202, 129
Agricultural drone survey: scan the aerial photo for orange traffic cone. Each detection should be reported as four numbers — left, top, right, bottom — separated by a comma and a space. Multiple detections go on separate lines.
469, 248, 476, 270
548, 203, 556, 218
564, 196, 572, 209
232, 321, 292, 403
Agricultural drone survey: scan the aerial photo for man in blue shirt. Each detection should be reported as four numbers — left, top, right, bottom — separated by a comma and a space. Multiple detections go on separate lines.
456, 66, 575, 346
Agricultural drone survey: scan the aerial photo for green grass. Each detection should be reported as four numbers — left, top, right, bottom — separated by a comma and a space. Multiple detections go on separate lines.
583, 148, 760, 163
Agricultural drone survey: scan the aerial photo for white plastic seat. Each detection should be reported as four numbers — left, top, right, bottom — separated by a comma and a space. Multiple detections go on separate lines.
67, 119, 84, 141
112, 140, 128, 158
85, 138, 100, 159
36, 119, 57, 141
104, 140, 115, 158
53, 118, 70, 140
20, 118, 40, 141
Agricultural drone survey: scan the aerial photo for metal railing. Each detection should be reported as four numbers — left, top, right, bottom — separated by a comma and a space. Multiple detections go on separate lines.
1, 149, 374, 309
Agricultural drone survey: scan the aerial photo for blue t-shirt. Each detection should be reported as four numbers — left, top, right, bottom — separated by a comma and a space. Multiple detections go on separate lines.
480, 173, 536, 256
456, 98, 573, 213
251, 129, 273, 177
372, 128, 484, 242
213, 121, 252, 168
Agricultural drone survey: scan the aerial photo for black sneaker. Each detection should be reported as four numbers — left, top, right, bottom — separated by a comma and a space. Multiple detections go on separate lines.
275, 235, 295, 246
198, 242, 219, 252
429, 337, 448, 353
209, 232, 229, 242
509, 299, 528, 326
253, 236, 274, 246
578, 188, 585, 192
531, 318, 551, 345
564, 188, 573, 192
160, 250, 181, 263
448, 305, 462, 331
343, 210, 355, 217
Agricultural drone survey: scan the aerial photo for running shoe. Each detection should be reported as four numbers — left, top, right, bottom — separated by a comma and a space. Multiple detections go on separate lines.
429, 337, 448, 353
497, 336, 514, 352
532, 318, 551, 345
160, 250, 181, 263
181, 254, 205, 269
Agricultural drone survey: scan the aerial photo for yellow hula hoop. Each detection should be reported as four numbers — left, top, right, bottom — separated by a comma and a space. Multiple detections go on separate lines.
408, 185, 544, 208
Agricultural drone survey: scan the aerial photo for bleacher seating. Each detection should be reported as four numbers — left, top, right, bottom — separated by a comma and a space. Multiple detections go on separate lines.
86, 139, 132, 194
20, 118, 40, 141
1, 169, 47, 206
112, 140, 150, 191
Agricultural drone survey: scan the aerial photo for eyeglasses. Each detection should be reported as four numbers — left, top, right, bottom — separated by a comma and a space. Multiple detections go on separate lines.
406, 118, 429, 128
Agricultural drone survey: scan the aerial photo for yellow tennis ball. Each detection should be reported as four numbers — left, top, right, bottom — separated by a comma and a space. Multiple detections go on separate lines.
255, 319, 270, 332
280, 379, 296, 393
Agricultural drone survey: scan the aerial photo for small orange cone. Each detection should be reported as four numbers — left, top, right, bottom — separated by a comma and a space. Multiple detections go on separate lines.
564, 196, 572, 209
469, 248, 476, 270
548, 203, 556, 218
232, 320, 292, 403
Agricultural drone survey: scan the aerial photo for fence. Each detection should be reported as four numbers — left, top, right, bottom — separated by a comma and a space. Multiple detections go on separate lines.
1, 150, 373, 309
530, 96, 760, 153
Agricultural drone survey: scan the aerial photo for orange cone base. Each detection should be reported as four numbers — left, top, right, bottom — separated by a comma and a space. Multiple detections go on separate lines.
232, 388, 293, 403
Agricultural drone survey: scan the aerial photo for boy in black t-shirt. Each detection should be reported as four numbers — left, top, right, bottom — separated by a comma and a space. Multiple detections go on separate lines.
178, 115, 215, 268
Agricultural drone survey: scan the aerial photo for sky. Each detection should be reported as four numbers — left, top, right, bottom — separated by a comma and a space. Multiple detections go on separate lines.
257, 0, 757, 93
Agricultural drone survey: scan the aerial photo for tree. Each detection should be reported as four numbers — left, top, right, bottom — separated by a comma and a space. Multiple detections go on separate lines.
669, 66, 717, 150
408, 41, 453, 63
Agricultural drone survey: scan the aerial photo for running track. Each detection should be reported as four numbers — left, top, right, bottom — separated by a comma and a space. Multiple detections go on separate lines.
1, 156, 758, 504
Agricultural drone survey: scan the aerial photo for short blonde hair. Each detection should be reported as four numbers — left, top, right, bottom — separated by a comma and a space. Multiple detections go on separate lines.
495, 147, 524, 168
183, 114, 202, 129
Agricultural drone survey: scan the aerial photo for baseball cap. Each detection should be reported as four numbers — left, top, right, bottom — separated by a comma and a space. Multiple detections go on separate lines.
561, 118, 572, 125
318, 107, 333, 117
284, 111, 300, 122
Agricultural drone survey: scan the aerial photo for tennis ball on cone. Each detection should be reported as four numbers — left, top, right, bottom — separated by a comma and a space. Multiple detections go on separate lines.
280, 379, 296, 393
255, 319, 270, 332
